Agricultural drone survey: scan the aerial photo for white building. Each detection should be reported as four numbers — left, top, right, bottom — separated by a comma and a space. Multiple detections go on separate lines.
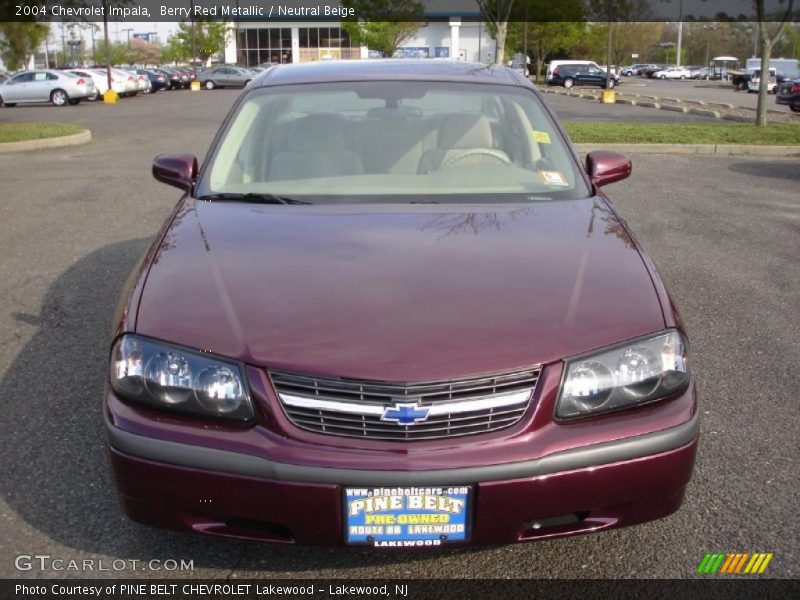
224, 18, 497, 66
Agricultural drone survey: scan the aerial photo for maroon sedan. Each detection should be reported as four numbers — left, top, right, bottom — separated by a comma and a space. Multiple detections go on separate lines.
106, 60, 697, 547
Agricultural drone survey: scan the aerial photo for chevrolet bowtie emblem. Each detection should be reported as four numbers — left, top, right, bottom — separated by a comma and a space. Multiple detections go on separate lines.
381, 402, 430, 425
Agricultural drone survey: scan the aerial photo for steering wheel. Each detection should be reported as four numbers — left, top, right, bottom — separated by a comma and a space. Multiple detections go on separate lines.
440, 148, 512, 170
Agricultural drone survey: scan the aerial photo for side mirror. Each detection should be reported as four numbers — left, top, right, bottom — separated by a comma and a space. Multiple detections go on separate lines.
586, 151, 632, 188
152, 154, 198, 191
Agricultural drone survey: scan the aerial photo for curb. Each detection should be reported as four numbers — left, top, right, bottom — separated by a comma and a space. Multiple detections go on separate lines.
541, 86, 795, 120
575, 143, 800, 156
0, 129, 91, 154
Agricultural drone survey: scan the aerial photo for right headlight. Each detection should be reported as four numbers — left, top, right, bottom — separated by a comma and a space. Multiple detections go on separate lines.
109, 334, 254, 422
556, 330, 690, 419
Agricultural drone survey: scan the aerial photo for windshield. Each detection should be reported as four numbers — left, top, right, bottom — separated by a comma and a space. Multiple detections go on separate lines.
197, 81, 590, 203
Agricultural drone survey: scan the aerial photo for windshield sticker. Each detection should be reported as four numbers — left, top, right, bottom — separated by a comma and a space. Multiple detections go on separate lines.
539, 170, 569, 186
532, 130, 552, 144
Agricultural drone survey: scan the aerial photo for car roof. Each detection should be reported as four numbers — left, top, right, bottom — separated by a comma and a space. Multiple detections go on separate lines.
252, 59, 528, 88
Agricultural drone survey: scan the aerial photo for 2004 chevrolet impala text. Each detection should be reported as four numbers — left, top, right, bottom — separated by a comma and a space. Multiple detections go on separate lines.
106, 61, 697, 547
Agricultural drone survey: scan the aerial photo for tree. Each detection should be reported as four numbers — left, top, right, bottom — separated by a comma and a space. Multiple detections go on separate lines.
0, 22, 50, 71
175, 19, 227, 65
587, 1, 653, 87
341, 0, 425, 58
161, 35, 191, 65
491, 0, 584, 81
477, 0, 516, 64
92, 40, 128, 66
126, 38, 162, 66
755, 0, 795, 126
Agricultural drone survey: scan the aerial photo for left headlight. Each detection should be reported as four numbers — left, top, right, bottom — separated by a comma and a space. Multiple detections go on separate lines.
110, 334, 254, 422
556, 330, 690, 420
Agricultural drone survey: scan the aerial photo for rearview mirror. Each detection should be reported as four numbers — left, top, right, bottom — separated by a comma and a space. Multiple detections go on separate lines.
152, 154, 198, 191
586, 151, 632, 188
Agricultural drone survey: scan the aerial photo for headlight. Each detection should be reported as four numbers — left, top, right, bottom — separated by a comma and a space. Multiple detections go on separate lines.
110, 334, 253, 422
557, 331, 690, 419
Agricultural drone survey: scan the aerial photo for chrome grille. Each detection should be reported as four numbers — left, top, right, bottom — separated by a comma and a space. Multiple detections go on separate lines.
270, 368, 540, 441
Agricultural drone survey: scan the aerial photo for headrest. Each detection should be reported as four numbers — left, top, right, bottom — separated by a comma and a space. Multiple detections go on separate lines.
437, 114, 493, 149
289, 114, 347, 152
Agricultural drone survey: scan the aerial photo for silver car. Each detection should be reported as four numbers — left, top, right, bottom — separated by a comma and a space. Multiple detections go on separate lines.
198, 66, 253, 90
0, 70, 96, 107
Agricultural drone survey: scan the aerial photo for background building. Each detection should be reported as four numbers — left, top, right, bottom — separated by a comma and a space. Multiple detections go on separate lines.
224, 19, 497, 65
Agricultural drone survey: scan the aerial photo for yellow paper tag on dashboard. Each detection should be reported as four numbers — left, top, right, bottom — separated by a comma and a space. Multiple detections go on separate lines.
532, 130, 551, 144
539, 170, 568, 186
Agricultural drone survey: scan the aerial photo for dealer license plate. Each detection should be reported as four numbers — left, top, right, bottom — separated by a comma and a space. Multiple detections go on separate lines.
344, 486, 470, 547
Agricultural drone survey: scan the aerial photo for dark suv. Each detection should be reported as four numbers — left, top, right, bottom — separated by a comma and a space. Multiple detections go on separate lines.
549, 63, 616, 89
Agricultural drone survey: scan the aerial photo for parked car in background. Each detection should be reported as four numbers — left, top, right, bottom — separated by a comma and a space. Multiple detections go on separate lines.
123, 69, 152, 94
652, 67, 692, 80
0, 70, 96, 106
547, 60, 618, 83
548, 62, 616, 89
157, 67, 189, 89
197, 66, 254, 89
88, 69, 129, 98
776, 78, 800, 112
643, 65, 670, 78
747, 68, 778, 93
131, 68, 168, 93
66, 68, 108, 100
620, 64, 656, 76
689, 67, 711, 80
110, 60, 698, 548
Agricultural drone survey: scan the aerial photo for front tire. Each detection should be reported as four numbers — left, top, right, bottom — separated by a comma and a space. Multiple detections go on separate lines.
563, 78, 574, 89
605, 79, 616, 89
680, 75, 686, 80
660, 74, 666, 79
204, 80, 215, 90
51, 89, 68, 106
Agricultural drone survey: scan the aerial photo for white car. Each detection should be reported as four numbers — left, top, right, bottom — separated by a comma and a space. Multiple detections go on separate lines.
653, 67, 692, 80
0, 70, 96, 106
67, 68, 123, 100
123, 69, 152, 94
747, 68, 778, 94
92, 68, 139, 96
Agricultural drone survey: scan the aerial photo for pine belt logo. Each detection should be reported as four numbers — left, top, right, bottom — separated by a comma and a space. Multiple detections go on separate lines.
697, 552, 774, 575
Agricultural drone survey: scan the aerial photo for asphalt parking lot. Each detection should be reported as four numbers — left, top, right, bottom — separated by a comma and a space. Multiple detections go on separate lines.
0, 90, 798, 579
617, 77, 792, 112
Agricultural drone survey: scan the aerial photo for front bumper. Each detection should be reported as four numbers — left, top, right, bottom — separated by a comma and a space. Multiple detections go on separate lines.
107, 411, 699, 545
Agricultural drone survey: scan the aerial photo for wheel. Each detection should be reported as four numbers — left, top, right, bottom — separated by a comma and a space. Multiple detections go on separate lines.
204, 80, 215, 90
680, 75, 686, 80
244, 79, 252, 87
50, 89, 68, 106
605, 78, 615, 89
88, 90, 99, 101
738, 81, 747, 91
143, 86, 151, 94
0, 94, 4, 107
790, 103, 800, 113
563, 77, 574, 89
660, 74, 666, 79
67, 98, 81, 105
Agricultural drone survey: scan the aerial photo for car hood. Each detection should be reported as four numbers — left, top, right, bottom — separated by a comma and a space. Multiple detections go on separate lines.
135, 198, 665, 381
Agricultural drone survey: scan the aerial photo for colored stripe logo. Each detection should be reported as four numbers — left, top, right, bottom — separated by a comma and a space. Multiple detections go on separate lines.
697, 553, 773, 574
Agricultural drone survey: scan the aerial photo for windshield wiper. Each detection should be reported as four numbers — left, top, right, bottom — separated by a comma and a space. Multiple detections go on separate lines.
197, 193, 312, 205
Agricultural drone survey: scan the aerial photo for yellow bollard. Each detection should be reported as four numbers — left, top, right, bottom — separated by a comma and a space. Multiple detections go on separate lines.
601, 90, 616, 104
191, 80, 201, 92
104, 90, 119, 104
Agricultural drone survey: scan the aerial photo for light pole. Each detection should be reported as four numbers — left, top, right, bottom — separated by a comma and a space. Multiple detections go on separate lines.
675, 0, 683, 67
190, 0, 198, 67
123, 28, 134, 47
